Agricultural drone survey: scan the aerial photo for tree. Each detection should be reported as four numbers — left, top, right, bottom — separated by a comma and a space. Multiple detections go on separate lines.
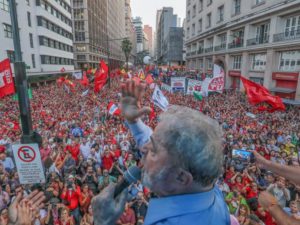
121, 39, 132, 72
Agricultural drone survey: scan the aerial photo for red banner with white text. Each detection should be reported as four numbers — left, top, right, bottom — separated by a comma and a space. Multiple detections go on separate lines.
0, 58, 15, 98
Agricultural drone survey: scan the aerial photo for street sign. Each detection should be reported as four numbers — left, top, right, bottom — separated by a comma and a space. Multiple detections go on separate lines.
12, 143, 45, 184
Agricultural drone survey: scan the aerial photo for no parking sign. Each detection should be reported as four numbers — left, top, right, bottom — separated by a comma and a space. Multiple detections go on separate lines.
12, 144, 45, 184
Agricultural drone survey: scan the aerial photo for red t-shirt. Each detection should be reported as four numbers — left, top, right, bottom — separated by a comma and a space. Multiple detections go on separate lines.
245, 186, 258, 199
65, 144, 80, 161
102, 153, 114, 170
60, 186, 81, 210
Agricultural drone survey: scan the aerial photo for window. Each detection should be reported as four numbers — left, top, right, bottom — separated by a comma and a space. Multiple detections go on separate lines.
279, 51, 300, 71
7, 50, 15, 63
198, 19, 202, 33
218, 5, 224, 22
256, 23, 270, 44
250, 54, 266, 71
232, 55, 242, 69
233, 0, 241, 15
0, 0, 9, 11
74, 8, 84, 19
192, 5, 196, 17
3, 23, 12, 38
199, 0, 203, 12
26, 0, 30, 5
255, 0, 264, 5
31, 54, 35, 68
220, 34, 227, 47
206, 58, 213, 69
207, 13, 211, 28
29, 33, 34, 48
250, 77, 264, 85
285, 16, 300, 37
27, 12, 31, 27
207, 0, 212, 6
187, 11, 191, 21
192, 23, 195, 36
186, 27, 190, 39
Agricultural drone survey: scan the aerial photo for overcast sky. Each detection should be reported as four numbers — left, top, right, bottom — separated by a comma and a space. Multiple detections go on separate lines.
131, 0, 186, 31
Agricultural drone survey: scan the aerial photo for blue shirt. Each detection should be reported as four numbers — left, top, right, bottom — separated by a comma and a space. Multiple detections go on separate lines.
127, 119, 231, 225
144, 186, 230, 225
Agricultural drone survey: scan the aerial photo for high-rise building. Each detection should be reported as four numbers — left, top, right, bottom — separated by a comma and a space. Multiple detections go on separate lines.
133, 17, 144, 53
156, 7, 183, 65
0, 0, 74, 76
125, 0, 137, 63
155, 9, 162, 60
185, 0, 300, 101
144, 25, 154, 57
72, 0, 125, 70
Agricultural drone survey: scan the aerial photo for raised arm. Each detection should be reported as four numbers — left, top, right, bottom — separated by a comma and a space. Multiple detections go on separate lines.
254, 151, 300, 186
121, 80, 152, 149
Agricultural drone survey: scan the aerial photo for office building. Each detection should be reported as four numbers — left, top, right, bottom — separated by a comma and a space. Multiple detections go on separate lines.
185, 0, 300, 101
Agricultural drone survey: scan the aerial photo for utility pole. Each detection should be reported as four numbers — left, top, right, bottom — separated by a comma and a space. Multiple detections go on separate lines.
9, 0, 37, 144
106, 34, 111, 88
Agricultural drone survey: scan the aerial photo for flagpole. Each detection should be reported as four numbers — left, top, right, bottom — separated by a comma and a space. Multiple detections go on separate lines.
9, 0, 37, 144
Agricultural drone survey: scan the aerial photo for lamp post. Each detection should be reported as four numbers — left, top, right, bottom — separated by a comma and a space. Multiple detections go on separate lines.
106, 36, 128, 88
9, 0, 37, 144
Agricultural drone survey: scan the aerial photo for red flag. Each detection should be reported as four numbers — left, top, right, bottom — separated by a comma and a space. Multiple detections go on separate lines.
145, 74, 154, 85
0, 58, 15, 98
64, 79, 76, 89
80, 72, 89, 87
56, 77, 65, 85
241, 76, 285, 112
94, 61, 108, 93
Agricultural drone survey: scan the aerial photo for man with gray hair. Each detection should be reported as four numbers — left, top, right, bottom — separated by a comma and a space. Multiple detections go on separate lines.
92, 80, 230, 225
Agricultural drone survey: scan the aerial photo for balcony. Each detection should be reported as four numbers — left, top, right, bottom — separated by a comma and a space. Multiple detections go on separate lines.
205, 47, 213, 53
228, 40, 244, 49
247, 36, 269, 46
214, 44, 226, 51
197, 48, 204, 54
273, 30, 300, 42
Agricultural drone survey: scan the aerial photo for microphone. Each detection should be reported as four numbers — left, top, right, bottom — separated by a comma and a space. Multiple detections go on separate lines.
113, 166, 141, 198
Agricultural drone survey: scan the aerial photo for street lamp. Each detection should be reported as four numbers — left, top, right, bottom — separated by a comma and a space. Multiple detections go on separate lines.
9, 0, 37, 144
106, 36, 128, 88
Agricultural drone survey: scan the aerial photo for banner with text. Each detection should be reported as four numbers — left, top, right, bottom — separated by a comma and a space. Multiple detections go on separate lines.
171, 77, 186, 93
186, 79, 203, 95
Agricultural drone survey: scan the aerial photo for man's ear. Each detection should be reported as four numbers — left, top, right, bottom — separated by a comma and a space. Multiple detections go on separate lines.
175, 168, 193, 186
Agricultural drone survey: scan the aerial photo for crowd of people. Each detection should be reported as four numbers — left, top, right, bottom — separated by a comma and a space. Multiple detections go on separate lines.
0, 71, 299, 225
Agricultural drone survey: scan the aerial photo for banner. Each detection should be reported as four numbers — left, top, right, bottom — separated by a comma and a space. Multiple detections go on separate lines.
186, 79, 202, 95
152, 85, 169, 111
72, 71, 83, 80
0, 58, 15, 98
161, 83, 172, 93
202, 64, 225, 96
171, 77, 186, 93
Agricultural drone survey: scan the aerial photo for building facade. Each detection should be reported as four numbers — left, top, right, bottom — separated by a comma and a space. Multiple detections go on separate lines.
0, 0, 74, 76
144, 25, 154, 57
72, 0, 125, 70
185, 0, 300, 101
125, 0, 137, 63
156, 7, 183, 65
133, 17, 144, 53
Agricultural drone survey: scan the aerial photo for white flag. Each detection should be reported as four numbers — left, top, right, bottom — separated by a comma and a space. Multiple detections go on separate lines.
64, 84, 70, 94
152, 85, 169, 111
81, 89, 89, 97
72, 71, 83, 80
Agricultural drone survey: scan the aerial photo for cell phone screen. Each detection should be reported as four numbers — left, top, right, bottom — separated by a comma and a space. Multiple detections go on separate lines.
232, 149, 253, 161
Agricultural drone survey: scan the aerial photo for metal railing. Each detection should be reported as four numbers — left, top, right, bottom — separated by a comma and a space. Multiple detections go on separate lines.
214, 44, 226, 51
273, 31, 300, 42
197, 48, 204, 54
228, 40, 244, 49
205, 46, 214, 53
247, 36, 269, 46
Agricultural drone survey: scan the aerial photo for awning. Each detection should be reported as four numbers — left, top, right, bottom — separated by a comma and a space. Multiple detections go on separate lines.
282, 98, 300, 106
269, 87, 296, 93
